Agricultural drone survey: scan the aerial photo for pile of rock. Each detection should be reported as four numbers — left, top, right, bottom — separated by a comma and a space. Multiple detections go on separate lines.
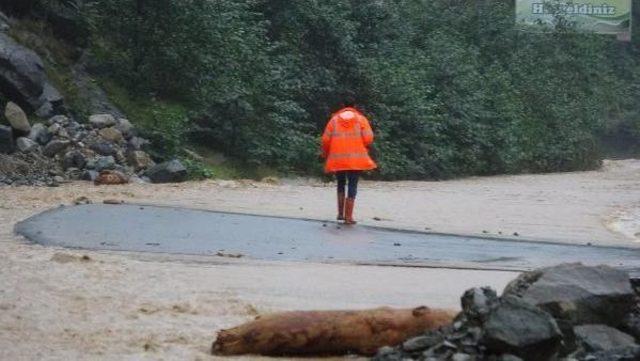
373, 263, 640, 361
0, 102, 187, 186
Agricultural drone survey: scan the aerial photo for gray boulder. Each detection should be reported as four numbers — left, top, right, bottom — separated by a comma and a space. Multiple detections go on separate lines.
36, 83, 63, 118
115, 118, 133, 139
503, 263, 635, 328
0, 33, 62, 113
81, 170, 98, 182
28, 123, 51, 145
579, 346, 640, 361
497, 356, 523, 361
621, 311, 640, 340
5, 101, 30, 134
461, 287, 499, 324
43, 139, 70, 157
16, 137, 38, 153
48, 123, 61, 136
94, 156, 116, 171
574, 325, 637, 353
0, 124, 13, 153
89, 114, 116, 128
145, 159, 187, 183
62, 150, 86, 170
128, 136, 149, 150
0, 11, 10, 32
47, 115, 69, 126
89, 142, 116, 156
482, 296, 562, 361
402, 334, 443, 353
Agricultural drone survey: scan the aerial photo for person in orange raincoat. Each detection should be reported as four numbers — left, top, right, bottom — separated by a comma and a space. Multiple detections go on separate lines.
321, 97, 377, 225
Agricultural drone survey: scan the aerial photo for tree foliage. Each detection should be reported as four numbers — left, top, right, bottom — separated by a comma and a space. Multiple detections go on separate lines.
84, 0, 639, 178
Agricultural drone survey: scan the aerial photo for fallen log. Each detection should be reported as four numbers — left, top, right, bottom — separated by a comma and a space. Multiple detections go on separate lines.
212, 306, 456, 356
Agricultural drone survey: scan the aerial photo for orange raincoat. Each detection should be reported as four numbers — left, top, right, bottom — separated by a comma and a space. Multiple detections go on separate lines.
321, 107, 377, 173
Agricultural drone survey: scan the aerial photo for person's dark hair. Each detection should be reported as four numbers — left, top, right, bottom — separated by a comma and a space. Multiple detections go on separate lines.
338, 93, 356, 109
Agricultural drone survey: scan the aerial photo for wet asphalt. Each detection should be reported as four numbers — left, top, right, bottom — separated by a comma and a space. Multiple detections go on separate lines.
14, 203, 640, 274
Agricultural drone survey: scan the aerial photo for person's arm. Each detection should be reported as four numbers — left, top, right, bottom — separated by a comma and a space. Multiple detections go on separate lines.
360, 115, 374, 147
321, 118, 334, 158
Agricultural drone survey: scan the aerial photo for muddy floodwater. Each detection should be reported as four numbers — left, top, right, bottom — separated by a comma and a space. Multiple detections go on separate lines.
16, 203, 640, 274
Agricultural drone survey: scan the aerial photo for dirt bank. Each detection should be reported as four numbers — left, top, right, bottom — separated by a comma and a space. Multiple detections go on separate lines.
1, 159, 639, 360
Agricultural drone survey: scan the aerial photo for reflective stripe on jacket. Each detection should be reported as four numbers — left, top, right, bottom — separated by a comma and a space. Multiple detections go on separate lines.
321, 107, 377, 173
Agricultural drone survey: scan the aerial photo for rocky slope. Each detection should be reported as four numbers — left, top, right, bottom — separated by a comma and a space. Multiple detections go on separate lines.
0, 11, 188, 186
0, 100, 187, 186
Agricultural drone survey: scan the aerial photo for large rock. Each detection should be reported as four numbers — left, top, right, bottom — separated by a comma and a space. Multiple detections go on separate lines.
0, 11, 10, 32
580, 346, 640, 361
89, 114, 116, 128
115, 118, 133, 139
461, 287, 499, 324
503, 263, 635, 328
48, 123, 61, 136
62, 150, 86, 170
4, 101, 30, 134
81, 170, 98, 182
35, 83, 63, 118
16, 137, 38, 153
47, 115, 69, 126
98, 127, 123, 143
574, 325, 637, 353
0, 124, 13, 153
28, 123, 51, 145
43, 139, 70, 157
89, 142, 116, 156
145, 159, 187, 183
128, 136, 149, 150
93, 156, 116, 171
482, 296, 562, 361
127, 150, 154, 171
0, 33, 62, 114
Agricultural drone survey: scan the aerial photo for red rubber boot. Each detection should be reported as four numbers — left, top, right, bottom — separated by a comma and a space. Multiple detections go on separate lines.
344, 198, 357, 225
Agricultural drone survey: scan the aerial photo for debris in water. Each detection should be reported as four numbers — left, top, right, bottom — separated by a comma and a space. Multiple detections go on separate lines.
212, 307, 456, 356
103, 199, 124, 205
73, 196, 92, 205
215, 251, 243, 258
51, 252, 92, 263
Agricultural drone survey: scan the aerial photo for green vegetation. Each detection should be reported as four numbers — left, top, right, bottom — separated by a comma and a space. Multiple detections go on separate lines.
6, 0, 640, 179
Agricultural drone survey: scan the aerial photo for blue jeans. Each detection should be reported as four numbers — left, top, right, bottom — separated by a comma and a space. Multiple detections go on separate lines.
336, 171, 360, 198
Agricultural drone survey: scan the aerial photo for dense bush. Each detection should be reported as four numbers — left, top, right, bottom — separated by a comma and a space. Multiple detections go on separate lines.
80, 0, 640, 178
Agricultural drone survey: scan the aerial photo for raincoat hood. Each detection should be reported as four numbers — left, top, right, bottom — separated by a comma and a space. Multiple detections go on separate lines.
336, 107, 359, 126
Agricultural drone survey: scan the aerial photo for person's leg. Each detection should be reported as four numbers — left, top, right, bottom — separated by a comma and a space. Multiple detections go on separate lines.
347, 171, 360, 199
344, 171, 361, 224
336, 172, 346, 220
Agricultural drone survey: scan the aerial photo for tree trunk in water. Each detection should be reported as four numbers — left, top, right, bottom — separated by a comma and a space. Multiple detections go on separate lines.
212, 306, 457, 356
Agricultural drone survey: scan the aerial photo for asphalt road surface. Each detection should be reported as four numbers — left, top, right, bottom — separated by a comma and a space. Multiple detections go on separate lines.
15, 203, 640, 275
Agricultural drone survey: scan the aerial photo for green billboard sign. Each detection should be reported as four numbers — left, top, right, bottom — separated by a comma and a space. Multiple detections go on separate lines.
516, 0, 632, 37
